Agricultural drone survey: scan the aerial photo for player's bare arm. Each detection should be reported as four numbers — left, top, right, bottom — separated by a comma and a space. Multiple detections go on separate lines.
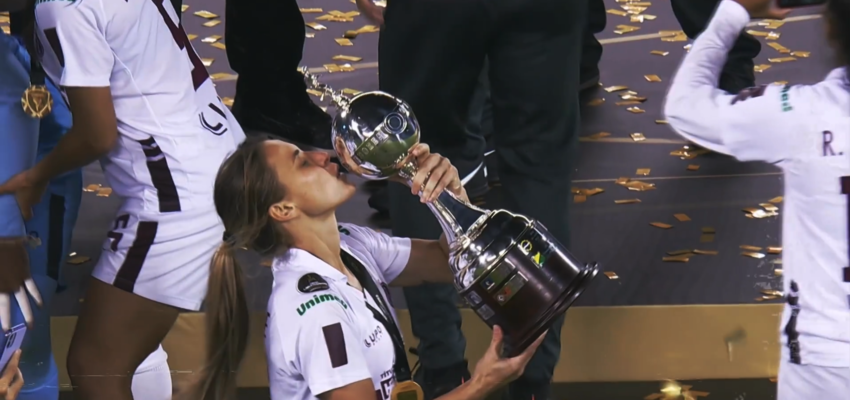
30, 87, 117, 184
389, 236, 454, 287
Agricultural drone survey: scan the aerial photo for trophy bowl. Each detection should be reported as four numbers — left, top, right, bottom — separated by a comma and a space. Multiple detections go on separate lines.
330, 91, 420, 180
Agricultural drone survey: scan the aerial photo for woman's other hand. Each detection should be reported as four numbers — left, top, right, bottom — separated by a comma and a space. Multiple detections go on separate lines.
470, 326, 546, 391
0, 350, 24, 400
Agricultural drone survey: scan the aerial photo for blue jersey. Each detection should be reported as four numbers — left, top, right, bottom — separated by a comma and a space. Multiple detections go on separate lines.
0, 33, 39, 239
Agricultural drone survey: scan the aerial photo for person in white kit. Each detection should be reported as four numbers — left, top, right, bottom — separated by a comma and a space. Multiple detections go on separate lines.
194, 138, 545, 400
0, 0, 245, 399
664, 0, 850, 397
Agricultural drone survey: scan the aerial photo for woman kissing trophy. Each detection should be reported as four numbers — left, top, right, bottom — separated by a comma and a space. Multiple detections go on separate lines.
302, 68, 599, 356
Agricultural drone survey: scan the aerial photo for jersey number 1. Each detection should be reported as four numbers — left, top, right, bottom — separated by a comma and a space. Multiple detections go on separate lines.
151, 0, 210, 90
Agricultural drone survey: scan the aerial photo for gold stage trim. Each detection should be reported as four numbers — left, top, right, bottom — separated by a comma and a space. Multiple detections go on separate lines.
51, 304, 783, 389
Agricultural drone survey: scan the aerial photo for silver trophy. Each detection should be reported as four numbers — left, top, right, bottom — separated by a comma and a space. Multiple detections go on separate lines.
303, 68, 599, 354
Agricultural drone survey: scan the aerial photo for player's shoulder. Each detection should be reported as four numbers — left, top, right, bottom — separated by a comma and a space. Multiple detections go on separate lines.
35, 0, 101, 26
268, 271, 352, 326
338, 222, 387, 245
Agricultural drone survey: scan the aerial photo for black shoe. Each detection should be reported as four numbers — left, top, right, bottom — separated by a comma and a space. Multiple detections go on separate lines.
232, 94, 334, 150
579, 67, 601, 93
505, 378, 552, 400
413, 359, 472, 400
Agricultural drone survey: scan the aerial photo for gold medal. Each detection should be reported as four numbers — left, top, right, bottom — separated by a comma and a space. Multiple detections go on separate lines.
21, 85, 53, 119
390, 380, 424, 400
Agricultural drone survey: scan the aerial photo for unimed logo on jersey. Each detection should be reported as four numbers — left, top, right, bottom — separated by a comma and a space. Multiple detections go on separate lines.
296, 294, 348, 316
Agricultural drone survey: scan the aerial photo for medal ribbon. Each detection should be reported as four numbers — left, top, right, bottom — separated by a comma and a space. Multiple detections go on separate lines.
341, 250, 413, 382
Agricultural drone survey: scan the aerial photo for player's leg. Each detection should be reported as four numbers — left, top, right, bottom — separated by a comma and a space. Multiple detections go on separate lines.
67, 279, 179, 400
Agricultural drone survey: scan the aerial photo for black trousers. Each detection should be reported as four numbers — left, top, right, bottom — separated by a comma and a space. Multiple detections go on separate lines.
671, 0, 760, 93
380, 0, 585, 383
582, 0, 607, 74
225, 0, 309, 108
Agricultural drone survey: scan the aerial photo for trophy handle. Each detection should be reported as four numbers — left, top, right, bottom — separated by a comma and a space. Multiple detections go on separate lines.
300, 67, 351, 110
397, 161, 489, 245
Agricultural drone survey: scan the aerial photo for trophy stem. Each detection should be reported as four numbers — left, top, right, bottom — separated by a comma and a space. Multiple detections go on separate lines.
398, 162, 489, 245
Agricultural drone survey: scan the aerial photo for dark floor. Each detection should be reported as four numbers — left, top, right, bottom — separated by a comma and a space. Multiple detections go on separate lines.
13, 0, 831, 396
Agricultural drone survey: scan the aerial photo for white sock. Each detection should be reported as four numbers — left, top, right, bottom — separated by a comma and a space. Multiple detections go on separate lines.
131, 345, 172, 400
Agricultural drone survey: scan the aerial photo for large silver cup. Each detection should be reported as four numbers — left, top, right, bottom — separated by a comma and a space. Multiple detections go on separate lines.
304, 69, 599, 355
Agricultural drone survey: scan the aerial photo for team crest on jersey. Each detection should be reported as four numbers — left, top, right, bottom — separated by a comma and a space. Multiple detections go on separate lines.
297, 273, 329, 293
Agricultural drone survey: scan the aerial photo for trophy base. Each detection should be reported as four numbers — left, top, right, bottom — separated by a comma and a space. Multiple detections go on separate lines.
504, 263, 599, 357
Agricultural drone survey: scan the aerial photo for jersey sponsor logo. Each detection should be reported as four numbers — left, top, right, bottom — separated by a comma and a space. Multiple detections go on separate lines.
730, 85, 767, 105
296, 293, 348, 316
364, 324, 384, 348
376, 368, 396, 400
780, 84, 792, 112
783, 280, 801, 364
322, 322, 349, 368
338, 225, 351, 235
297, 273, 329, 293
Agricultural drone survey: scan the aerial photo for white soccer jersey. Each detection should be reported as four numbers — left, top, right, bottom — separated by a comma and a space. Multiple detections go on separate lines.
32, 0, 245, 214
265, 223, 412, 400
665, 0, 850, 367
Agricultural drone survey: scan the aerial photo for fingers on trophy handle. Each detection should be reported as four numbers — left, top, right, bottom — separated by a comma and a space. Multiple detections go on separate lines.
15, 288, 33, 327
0, 293, 10, 331
24, 279, 42, 307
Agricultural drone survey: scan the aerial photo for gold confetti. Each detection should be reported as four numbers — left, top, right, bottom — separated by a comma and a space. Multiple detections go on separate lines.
572, 187, 604, 196
323, 64, 356, 73
767, 42, 790, 53
700, 234, 714, 243
650, 222, 672, 229
772, 259, 783, 265
210, 72, 237, 81
1, 26, 8, 35
655, 119, 668, 124
333, 55, 363, 62
83, 184, 101, 192
201, 35, 222, 43
626, 106, 645, 113
636, 168, 650, 176
335, 38, 354, 46
630, 133, 646, 141
756, 295, 781, 301
687, 164, 700, 171
760, 20, 785, 29
187, 34, 197, 41
305, 22, 327, 30
96, 188, 112, 197
604, 85, 628, 92
769, 57, 796, 63
603, 271, 619, 279
316, 14, 354, 22
616, 101, 642, 106
211, 42, 227, 50
67, 255, 91, 265
221, 97, 234, 107
662, 33, 687, 42
650, 50, 669, 56
306, 33, 315, 38
644, 74, 662, 82
259, 258, 273, 267
742, 251, 766, 259
341, 88, 362, 95
662, 255, 690, 263
606, 9, 628, 16
740, 245, 762, 251
613, 25, 640, 34
181, 4, 189, 12
202, 20, 221, 27
615, 199, 641, 204
774, 80, 789, 85
587, 98, 605, 106
791, 51, 810, 58
300, 7, 323, 13
193, 10, 218, 19
766, 32, 781, 40
761, 289, 783, 297
574, 195, 587, 203
775, 268, 783, 277
586, 132, 611, 139
667, 250, 692, 256
746, 29, 770, 37
702, 226, 715, 233
201, 58, 213, 67
673, 213, 690, 222
306, 89, 323, 97
760, 203, 779, 211
693, 249, 718, 255
769, 196, 783, 203
767, 246, 782, 254
754, 64, 772, 73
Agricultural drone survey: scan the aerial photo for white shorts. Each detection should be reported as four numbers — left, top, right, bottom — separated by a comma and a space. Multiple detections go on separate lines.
92, 208, 224, 311
777, 358, 850, 399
